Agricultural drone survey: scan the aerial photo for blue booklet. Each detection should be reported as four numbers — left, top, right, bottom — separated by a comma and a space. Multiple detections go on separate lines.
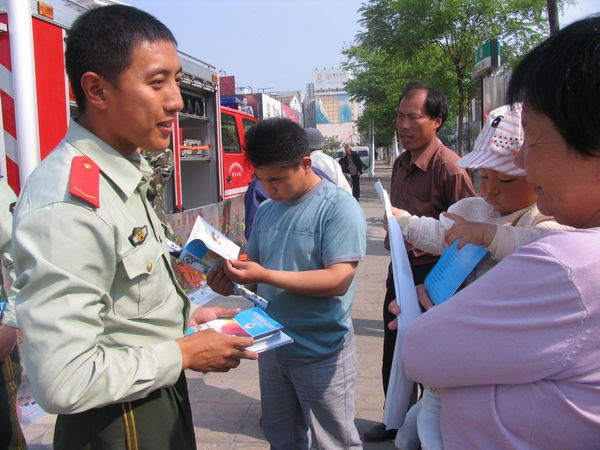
424, 239, 487, 306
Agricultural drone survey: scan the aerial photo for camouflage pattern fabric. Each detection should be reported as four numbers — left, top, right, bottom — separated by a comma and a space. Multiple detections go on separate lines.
140, 149, 175, 240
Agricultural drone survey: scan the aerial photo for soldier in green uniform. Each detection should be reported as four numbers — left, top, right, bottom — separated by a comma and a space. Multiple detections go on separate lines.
0, 180, 26, 450
10, 5, 257, 449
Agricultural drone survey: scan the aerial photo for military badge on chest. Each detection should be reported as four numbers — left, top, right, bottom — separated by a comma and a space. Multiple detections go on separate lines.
129, 225, 149, 246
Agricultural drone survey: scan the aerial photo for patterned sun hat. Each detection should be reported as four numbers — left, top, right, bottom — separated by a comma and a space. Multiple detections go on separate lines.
458, 103, 524, 176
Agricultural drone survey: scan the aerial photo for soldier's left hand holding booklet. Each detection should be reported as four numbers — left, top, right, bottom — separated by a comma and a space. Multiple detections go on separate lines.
167, 216, 293, 353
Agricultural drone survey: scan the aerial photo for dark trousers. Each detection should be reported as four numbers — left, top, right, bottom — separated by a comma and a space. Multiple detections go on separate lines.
382, 261, 436, 403
350, 174, 361, 200
0, 345, 26, 450
54, 372, 196, 450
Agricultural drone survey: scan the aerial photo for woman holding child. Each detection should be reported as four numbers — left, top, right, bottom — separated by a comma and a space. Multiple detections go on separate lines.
394, 16, 600, 449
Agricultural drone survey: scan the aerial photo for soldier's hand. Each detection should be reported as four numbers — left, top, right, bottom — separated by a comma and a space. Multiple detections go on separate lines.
176, 329, 258, 372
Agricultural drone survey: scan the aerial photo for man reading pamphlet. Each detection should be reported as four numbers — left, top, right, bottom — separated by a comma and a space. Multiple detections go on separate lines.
208, 118, 367, 449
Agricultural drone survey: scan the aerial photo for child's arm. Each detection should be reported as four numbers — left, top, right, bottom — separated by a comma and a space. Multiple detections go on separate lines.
493, 219, 572, 261
443, 212, 573, 260
389, 207, 450, 256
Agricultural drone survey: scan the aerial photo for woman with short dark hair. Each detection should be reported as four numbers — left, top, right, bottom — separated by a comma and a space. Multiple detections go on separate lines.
399, 16, 600, 449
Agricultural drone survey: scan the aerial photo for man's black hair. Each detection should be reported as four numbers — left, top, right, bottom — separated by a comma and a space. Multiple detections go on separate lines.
507, 15, 600, 158
65, 4, 177, 113
398, 81, 449, 132
244, 118, 310, 169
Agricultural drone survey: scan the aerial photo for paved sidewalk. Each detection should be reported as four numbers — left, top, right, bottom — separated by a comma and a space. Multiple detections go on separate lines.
22, 159, 397, 449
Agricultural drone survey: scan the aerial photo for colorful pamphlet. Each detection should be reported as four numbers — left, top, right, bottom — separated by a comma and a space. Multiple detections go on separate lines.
185, 307, 293, 353
178, 215, 241, 275
167, 236, 269, 310
424, 239, 488, 305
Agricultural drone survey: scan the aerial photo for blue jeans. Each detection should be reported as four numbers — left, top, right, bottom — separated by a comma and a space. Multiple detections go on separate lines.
258, 334, 362, 449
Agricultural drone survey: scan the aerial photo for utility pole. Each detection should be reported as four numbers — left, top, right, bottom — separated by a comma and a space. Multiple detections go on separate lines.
547, 0, 560, 35
368, 119, 375, 178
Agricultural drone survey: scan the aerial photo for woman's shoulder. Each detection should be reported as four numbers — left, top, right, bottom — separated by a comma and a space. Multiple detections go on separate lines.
519, 228, 600, 266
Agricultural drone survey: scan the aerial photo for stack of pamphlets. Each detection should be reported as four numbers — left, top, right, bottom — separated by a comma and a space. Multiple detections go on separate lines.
185, 307, 293, 353
424, 239, 487, 305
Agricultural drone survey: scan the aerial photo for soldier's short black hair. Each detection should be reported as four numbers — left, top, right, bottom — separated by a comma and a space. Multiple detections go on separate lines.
507, 15, 600, 158
244, 118, 310, 169
66, 5, 177, 113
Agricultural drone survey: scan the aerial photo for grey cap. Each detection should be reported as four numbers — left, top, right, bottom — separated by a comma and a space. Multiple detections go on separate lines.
305, 127, 325, 151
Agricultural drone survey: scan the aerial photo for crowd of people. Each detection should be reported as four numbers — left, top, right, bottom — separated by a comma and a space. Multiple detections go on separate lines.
1, 3, 599, 450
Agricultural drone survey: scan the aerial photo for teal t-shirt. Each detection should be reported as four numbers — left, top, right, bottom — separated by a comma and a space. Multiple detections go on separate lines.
246, 179, 367, 359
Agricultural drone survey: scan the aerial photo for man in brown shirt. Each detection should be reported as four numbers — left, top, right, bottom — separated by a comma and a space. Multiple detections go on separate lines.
364, 81, 477, 442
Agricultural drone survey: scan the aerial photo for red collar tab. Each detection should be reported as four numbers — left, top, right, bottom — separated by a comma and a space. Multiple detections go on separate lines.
69, 156, 100, 208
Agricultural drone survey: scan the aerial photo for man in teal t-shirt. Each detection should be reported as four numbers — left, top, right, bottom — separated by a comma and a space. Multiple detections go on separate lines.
208, 118, 367, 449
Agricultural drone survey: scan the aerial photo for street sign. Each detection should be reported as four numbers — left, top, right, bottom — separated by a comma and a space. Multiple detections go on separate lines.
472, 39, 500, 80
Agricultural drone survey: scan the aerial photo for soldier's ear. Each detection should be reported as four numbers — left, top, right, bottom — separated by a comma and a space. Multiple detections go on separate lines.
80, 72, 109, 111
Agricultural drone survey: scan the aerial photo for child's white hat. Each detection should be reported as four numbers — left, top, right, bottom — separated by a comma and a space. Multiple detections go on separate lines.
458, 103, 524, 176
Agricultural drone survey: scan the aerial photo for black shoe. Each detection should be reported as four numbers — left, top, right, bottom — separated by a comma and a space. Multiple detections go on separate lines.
363, 423, 398, 442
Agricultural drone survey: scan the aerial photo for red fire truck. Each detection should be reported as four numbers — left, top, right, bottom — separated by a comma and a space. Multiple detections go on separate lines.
0, 0, 256, 215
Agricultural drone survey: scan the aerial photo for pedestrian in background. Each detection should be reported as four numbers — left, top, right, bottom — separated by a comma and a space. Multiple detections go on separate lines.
340, 143, 366, 200
305, 127, 352, 195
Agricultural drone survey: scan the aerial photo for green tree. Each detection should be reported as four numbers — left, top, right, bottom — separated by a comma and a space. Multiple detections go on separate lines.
349, 0, 560, 155
344, 44, 455, 149
323, 135, 344, 152
343, 47, 400, 147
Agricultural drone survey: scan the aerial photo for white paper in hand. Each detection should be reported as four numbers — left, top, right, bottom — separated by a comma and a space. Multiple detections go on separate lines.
374, 180, 422, 430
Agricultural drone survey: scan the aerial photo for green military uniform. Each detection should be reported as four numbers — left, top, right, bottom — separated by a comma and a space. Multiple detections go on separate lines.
0, 180, 26, 450
12, 119, 197, 449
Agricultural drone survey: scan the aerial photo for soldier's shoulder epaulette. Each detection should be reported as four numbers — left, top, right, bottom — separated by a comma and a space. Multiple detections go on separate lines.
69, 156, 100, 208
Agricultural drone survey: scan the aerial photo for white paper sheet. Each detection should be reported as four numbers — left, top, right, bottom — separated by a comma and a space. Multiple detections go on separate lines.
374, 180, 422, 430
